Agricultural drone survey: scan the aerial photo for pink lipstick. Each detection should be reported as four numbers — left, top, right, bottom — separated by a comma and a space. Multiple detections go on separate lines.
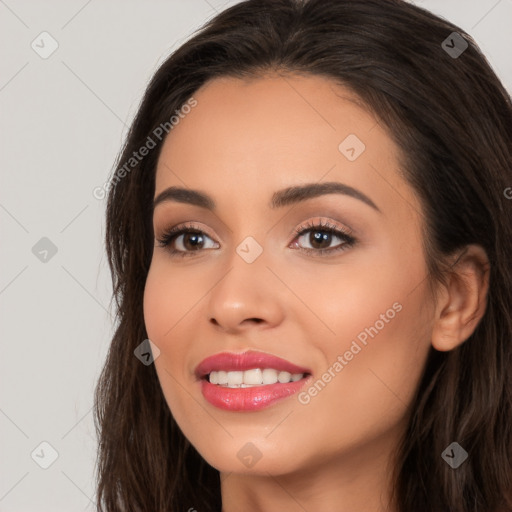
195, 350, 312, 411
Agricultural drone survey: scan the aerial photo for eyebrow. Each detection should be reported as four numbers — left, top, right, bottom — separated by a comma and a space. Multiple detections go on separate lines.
153, 182, 381, 213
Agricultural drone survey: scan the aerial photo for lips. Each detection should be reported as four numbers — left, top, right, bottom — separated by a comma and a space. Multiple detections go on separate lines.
195, 350, 312, 411
195, 350, 311, 378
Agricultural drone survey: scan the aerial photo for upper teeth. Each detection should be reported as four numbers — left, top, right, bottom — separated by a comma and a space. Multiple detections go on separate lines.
208, 368, 304, 387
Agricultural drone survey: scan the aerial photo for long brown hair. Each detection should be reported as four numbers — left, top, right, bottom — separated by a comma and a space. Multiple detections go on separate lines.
94, 1, 512, 510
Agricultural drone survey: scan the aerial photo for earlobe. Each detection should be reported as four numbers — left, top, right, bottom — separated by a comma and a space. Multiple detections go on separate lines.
430, 245, 490, 352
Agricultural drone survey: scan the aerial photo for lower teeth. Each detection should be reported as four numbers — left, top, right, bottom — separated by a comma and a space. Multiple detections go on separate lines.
219, 383, 266, 388
213, 381, 300, 388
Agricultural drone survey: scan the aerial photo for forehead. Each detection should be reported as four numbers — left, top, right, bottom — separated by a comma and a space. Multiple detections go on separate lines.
156, 74, 379, 178
154, 73, 421, 222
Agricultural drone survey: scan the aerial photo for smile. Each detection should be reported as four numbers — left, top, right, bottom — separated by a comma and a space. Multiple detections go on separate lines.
195, 350, 312, 411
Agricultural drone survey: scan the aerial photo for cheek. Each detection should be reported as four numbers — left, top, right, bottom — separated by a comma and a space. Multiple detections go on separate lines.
142, 262, 192, 393
143, 266, 172, 341
297, 237, 431, 408
292, 302, 431, 463
143, 262, 196, 379
143, 258, 207, 341
289, 231, 426, 349
143, 263, 198, 426
298, 261, 432, 438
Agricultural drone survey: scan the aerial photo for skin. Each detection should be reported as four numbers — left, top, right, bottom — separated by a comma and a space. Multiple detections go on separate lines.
143, 74, 489, 512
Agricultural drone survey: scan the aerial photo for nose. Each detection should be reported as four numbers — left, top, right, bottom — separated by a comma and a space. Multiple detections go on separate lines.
205, 248, 286, 334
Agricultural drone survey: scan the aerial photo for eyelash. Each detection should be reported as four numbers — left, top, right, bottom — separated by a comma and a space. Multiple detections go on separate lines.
156, 219, 357, 258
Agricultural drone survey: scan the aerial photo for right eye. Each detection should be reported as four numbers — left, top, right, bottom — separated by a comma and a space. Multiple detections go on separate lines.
156, 223, 220, 257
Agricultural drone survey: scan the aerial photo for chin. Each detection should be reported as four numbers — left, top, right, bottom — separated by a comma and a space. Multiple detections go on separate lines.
192, 437, 306, 476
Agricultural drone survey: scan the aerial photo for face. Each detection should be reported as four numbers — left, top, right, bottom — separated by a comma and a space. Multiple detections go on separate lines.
143, 74, 435, 476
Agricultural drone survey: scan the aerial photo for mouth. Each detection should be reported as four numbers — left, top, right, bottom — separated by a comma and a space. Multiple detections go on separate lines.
200, 371, 312, 411
195, 351, 312, 411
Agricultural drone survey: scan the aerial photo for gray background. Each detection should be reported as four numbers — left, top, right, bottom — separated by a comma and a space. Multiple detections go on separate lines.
1, 0, 511, 510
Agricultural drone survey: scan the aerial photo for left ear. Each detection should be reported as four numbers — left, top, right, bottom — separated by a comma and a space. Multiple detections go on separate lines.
431, 244, 490, 352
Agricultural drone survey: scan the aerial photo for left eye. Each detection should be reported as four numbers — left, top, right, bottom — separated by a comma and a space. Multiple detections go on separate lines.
291, 220, 356, 255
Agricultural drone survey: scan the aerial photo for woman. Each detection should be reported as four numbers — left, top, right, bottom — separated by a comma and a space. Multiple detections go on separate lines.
94, 0, 512, 510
